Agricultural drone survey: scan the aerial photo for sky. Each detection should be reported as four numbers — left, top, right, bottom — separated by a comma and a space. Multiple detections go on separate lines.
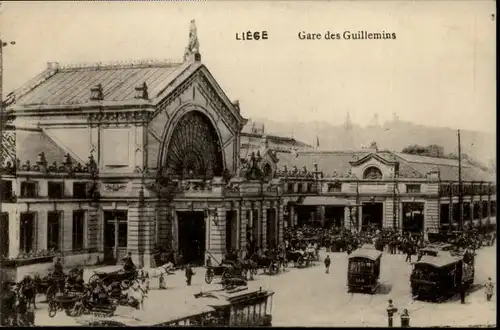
1, 0, 496, 133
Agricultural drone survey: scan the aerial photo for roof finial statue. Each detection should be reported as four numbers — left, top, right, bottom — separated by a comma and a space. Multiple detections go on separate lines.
184, 19, 200, 61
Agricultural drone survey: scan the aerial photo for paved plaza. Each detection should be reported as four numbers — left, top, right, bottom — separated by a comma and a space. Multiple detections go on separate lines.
35, 244, 496, 327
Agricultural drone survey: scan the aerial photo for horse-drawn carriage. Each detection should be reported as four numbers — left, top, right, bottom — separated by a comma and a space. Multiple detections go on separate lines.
47, 283, 117, 318
88, 268, 139, 290
34, 265, 85, 302
205, 259, 249, 287
247, 250, 285, 276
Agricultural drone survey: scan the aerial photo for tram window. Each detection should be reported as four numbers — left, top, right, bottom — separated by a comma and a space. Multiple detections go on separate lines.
349, 260, 373, 273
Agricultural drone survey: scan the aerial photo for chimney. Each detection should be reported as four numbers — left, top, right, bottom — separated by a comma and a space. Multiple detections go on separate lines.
47, 62, 60, 70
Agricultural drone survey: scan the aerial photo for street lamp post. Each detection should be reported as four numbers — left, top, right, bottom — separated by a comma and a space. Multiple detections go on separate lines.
0, 38, 16, 325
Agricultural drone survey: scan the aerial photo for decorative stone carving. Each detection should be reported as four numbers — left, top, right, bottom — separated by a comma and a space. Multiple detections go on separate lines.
103, 183, 128, 192
87, 110, 151, 125
184, 19, 200, 61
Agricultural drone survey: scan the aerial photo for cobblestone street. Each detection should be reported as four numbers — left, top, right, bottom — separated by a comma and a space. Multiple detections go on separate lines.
35, 244, 496, 327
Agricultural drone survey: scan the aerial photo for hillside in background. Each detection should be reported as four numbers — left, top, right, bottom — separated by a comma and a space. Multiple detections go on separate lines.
248, 116, 496, 169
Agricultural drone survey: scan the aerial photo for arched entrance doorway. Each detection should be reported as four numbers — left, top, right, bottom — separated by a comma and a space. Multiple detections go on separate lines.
164, 111, 224, 265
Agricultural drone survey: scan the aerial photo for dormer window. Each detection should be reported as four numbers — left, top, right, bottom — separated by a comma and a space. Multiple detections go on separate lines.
134, 82, 148, 100
48, 182, 64, 198
90, 83, 103, 100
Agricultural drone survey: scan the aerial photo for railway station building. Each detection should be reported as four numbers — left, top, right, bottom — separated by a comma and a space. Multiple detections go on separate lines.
1, 23, 313, 271
0, 22, 496, 275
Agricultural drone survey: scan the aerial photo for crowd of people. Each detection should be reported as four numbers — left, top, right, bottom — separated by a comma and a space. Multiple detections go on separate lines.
284, 223, 496, 258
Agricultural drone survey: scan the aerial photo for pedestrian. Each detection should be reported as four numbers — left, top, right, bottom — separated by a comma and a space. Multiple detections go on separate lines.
185, 263, 195, 286
405, 247, 412, 263
485, 277, 494, 301
324, 255, 331, 274
459, 283, 466, 304
400, 308, 410, 328
387, 299, 398, 327
206, 256, 212, 268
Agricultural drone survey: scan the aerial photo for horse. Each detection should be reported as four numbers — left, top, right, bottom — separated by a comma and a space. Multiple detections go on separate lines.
141, 262, 175, 289
123, 281, 147, 310
17, 276, 37, 310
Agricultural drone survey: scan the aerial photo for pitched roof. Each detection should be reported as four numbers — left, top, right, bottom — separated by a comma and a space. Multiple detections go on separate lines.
276, 150, 368, 177
12, 60, 192, 107
15, 128, 78, 166
1, 130, 16, 166
275, 149, 495, 182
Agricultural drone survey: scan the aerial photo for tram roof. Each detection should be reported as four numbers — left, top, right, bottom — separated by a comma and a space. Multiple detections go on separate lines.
413, 254, 462, 268
348, 247, 382, 261
77, 302, 216, 326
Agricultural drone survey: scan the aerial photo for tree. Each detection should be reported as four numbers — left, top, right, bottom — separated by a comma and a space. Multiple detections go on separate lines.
401, 144, 444, 157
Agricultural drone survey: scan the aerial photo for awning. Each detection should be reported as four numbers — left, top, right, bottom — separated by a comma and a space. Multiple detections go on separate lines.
301, 196, 349, 206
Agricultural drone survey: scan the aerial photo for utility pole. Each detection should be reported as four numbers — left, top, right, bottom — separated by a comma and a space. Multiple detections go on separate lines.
458, 130, 463, 231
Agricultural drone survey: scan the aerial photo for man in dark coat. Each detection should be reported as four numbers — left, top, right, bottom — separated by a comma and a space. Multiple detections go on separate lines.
324, 255, 331, 274
123, 252, 137, 274
460, 283, 467, 304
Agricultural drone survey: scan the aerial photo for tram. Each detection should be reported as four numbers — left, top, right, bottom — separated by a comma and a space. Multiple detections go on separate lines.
77, 287, 274, 327
411, 248, 475, 301
347, 245, 382, 293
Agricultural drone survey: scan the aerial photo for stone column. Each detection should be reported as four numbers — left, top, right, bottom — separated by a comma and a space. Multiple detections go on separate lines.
479, 185, 483, 226
425, 200, 439, 234
289, 205, 295, 227
239, 206, 248, 258
127, 203, 141, 265
62, 207, 73, 255
37, 211, 47, 252
9, 211, 20, 259
86, 206, 100, 251
317, 206, 326, 227
344, 206, 351, 230
384, 199, 394, 229
278, 203, 284, 245
209, 206, 226, 263
261, 203, 267, 249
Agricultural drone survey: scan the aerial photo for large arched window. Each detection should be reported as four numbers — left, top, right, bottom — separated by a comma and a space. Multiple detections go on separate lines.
165, 111, 224, 178
363, 166, 383, 180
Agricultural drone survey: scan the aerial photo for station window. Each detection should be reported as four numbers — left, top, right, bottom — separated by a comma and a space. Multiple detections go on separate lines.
48, 181, 64, 198
1, 180, 13, 201
72, 210, 85, 251
328, 182, 342, 192
406, 184, 421, 193
20, 181, 38, 198
297, 183, 303, 192
0, 213, 9, 257
47, 211, 61, 251
20, 212, 35, 253
73, 182, 88, 198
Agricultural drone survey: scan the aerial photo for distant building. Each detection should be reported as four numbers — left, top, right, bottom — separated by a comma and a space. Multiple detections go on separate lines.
274, 142, 496, 236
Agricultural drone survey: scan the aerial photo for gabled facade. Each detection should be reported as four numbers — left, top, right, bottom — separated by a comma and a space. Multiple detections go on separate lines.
0, 23, 286, 277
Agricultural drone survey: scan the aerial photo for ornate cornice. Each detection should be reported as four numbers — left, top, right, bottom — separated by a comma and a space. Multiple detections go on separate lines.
87, 110, 152, 126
